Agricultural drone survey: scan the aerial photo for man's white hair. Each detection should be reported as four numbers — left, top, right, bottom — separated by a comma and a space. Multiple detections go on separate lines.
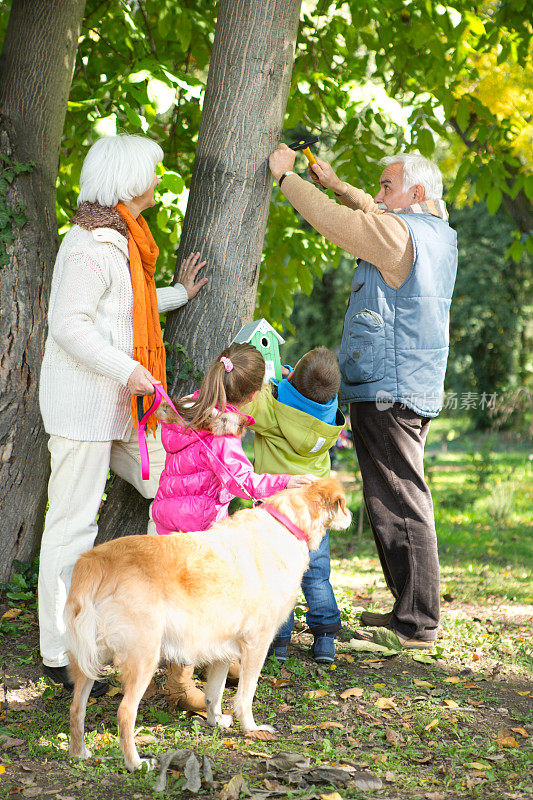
380, 153, 443, 200
77, 134, 164, 207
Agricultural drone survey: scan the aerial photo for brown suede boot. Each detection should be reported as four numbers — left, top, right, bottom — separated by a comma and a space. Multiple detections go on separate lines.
226, 660, 240, 686
164, 663, 206, 712
199, 660, 240, 686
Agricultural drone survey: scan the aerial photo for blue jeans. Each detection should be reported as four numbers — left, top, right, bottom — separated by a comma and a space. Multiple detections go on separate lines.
274, 532, 341, 644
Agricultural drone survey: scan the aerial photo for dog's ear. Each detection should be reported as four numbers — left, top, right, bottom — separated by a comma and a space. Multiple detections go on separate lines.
155, 401, 182, 424
306, 478, 347, 517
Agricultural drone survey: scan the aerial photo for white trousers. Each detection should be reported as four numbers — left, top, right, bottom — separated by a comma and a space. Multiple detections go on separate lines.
38, 426, 165, 667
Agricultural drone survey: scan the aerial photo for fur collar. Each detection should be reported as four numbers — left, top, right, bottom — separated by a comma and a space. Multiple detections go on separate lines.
156, 401, 253, 438
70, 202, 128, 238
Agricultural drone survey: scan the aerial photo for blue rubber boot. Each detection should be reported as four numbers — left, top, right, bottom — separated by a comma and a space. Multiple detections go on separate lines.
312, 634, 335, 664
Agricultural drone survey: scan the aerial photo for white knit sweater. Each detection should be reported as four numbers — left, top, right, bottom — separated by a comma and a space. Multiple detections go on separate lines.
39, 225, 188, 441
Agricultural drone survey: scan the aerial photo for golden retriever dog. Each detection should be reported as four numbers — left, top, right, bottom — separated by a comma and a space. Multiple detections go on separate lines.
65, 478, 351, 771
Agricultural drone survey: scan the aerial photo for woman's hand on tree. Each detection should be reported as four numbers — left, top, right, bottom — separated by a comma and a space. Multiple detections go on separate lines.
178, 251, 208, 299
287, 474, 317, 488
127, 364, 161, 396
310, 158, 346, 195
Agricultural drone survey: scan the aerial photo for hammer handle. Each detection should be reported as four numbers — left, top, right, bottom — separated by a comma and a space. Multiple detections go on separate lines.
302, 147, 317, 166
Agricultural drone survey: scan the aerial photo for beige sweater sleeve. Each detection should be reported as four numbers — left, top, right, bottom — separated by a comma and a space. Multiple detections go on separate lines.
281, 174, 413, 288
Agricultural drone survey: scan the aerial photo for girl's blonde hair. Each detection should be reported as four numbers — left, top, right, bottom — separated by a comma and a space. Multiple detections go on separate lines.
174, 343, 265, 430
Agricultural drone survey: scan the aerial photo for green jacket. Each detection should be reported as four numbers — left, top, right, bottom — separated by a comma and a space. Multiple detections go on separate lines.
242, 386, 345, 477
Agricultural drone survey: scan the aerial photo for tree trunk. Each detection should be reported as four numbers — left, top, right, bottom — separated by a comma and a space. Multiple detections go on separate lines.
166, 0, 302, 384
0, 0, 86, 581
98, 0, 302, 541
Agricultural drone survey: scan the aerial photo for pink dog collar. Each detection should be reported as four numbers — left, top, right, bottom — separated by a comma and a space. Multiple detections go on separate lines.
260, 504, 308, 544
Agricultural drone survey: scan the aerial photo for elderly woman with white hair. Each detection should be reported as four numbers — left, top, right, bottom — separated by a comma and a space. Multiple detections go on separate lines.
38, 134, 207, 696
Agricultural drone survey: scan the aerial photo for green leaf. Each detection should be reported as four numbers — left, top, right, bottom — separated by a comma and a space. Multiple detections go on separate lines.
411, 652, 436, 664
486, 186, 502, 215
372, 629, 403, 651
524, 174, 533, 200
455, 97, 471, 132
417, 128, 435, 156
161, 171, 185, 195
347, 638, 399, 657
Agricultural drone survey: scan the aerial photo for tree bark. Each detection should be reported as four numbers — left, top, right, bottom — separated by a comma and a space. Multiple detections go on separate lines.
0, 0, 86, 580
98, 0, 302, 541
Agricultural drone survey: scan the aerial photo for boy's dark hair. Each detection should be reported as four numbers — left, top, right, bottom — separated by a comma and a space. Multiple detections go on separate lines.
291, 347, 341, 404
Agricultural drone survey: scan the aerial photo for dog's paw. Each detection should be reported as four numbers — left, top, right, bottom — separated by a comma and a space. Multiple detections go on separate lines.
128, 756, 158, 772
70, 745, 92, 760
245, 726, 276, 741
216, 713, 233, 729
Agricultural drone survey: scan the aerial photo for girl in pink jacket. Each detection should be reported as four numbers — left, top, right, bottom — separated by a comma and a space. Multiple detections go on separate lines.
152, 342, 309, 535
151, 342, 312, 712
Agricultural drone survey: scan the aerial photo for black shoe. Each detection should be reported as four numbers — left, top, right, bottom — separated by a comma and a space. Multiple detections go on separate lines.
42, 664, 109, 698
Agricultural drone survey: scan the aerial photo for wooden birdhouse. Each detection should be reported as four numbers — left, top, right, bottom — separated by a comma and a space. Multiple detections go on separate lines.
232, 319, 285, 382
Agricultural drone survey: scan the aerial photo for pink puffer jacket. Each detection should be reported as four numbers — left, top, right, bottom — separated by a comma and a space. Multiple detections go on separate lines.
152, 405, 290, 535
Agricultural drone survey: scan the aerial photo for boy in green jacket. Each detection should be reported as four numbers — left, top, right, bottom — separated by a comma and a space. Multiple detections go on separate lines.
242, 347, 345, 663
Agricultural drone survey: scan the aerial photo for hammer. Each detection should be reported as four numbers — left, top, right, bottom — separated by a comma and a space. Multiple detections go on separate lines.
289, 135, 319, 166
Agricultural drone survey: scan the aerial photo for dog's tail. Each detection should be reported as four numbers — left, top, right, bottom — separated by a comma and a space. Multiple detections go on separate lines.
64, 553, 106, 680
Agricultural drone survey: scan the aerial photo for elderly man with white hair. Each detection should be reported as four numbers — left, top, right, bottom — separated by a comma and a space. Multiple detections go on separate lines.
269, 146, 458, 649
38, 134, 208, 698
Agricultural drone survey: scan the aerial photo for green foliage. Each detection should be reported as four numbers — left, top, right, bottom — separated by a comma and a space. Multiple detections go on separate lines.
446, 203, 532, 426
0, 153, 33, 267
165, 340, 203, 387
1, 0, 530, 317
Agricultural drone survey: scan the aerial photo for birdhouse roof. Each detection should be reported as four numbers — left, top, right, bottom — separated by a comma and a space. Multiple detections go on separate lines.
232, 318, 285, 345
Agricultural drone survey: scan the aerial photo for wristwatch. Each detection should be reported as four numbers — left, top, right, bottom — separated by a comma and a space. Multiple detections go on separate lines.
278, 171, 295, 188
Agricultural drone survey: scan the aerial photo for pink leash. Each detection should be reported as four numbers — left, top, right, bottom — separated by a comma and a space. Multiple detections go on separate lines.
136, 385, 257, 503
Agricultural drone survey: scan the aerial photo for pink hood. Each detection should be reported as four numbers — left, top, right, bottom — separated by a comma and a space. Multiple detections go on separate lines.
152, 404, 290, 534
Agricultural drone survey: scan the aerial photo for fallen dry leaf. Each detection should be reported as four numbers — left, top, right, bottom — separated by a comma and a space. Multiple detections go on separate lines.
375, 697, 397, 710
247, 750, 272, 758
385, 771, 396, 782
410, 754, 432, 763
1, 608, 23, 621
245, 729, 276, 741
444, 699, 459, 709
107, 686, 123, 697
466, 762, 490, 771
425, 793, 445, 800
220, 773, 248, 800
340, 687, 364, 700
424, 718, 439, 732
319, 721, 344, 730
0, 737, 24, 749
464, 682, 481, 690
413, 679, 433, 687
510, 727, 528, 738
385, 729, 405, 746
497, 735, 519, 748
320, 793, 343, 800
443, 676, 463, 684
306, 689, 329, 699
336, 654, 354, 663
516, 690, 530, 696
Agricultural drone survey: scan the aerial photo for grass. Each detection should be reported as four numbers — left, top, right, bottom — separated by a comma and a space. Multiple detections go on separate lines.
0, 417, 531, 799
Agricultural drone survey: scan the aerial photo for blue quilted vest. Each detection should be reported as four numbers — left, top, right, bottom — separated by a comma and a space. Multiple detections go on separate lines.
339, 213, 458, 417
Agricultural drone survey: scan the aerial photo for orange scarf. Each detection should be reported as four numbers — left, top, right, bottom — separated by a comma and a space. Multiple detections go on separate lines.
116, 203, 166, 434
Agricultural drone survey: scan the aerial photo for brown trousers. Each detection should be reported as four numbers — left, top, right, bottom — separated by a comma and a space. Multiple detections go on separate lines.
350, 402, 439, 641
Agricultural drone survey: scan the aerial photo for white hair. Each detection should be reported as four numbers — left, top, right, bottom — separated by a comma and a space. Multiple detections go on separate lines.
77, 134, 164, 207
380, 153, 443, 200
